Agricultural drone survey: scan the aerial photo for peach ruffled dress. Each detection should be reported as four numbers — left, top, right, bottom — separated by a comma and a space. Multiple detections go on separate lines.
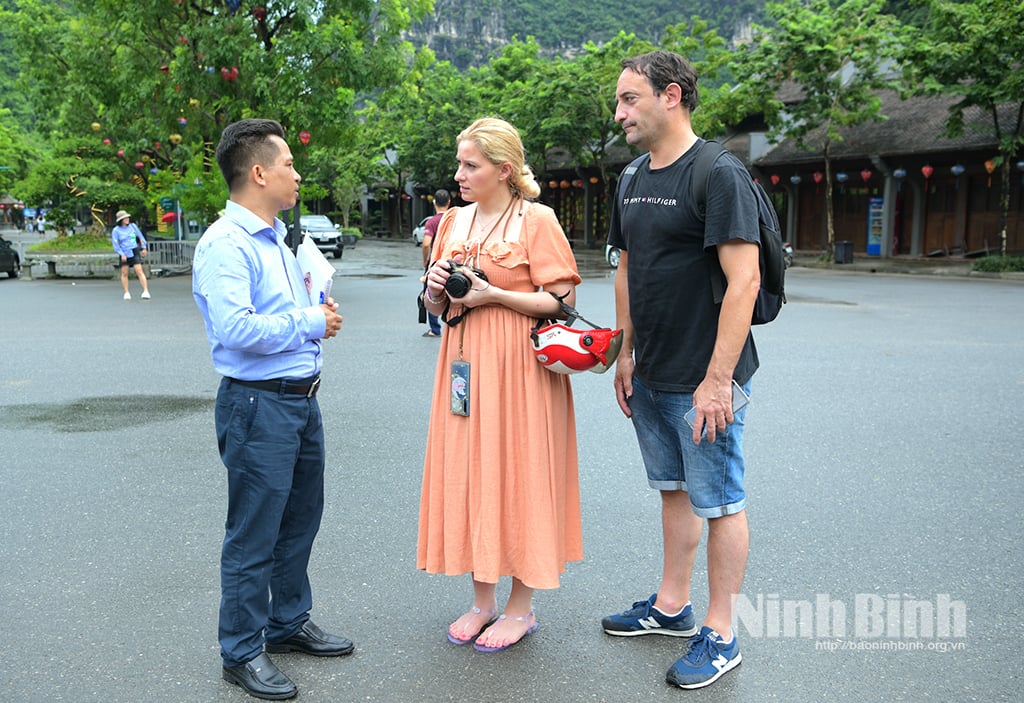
416, 200, 583, 590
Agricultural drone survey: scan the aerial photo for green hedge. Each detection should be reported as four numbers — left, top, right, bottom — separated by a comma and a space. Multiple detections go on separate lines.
972, 255, 1024, 273
28, 233, 111, 252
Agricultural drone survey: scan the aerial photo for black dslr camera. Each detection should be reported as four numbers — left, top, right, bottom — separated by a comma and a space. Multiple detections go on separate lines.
445, 260, 488, 299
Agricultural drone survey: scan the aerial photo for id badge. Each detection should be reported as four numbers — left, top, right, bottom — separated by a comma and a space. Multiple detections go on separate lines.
450, 360, 471, 416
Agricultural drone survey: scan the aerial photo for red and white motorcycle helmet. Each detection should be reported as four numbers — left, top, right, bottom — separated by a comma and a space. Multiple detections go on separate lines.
531, 321, 623, 375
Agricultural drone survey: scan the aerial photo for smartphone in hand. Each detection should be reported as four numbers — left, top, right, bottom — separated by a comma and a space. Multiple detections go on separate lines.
684, 380, 750, 429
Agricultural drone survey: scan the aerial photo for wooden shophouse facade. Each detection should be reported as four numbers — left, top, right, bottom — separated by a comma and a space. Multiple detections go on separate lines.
727, 90, 1023, 259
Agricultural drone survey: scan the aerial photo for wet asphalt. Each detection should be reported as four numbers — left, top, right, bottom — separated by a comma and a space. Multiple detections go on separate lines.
0, 238, 1020, 702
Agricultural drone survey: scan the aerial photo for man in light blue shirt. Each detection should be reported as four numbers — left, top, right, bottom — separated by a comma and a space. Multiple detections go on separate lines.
193, 118, 348, 702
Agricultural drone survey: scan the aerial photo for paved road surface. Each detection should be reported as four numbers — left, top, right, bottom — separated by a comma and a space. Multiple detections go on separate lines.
0, 240, 1020, 702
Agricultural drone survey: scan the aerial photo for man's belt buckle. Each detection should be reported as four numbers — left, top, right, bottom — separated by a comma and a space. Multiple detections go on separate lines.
307, 377, 321, 397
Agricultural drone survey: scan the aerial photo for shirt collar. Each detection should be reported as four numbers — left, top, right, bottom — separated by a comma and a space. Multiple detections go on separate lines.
223, 200, 288, 243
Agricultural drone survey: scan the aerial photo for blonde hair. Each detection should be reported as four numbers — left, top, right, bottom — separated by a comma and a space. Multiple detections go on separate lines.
457, 117, 541, 199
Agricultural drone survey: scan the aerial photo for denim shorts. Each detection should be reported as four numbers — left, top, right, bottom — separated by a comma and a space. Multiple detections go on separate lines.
628, 375, 749, 518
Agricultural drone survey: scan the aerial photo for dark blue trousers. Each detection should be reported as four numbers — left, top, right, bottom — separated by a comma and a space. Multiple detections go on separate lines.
427, 311, 442, 336
215, 378, 325, 667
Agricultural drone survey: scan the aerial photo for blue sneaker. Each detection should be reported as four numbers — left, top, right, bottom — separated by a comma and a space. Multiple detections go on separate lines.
602, 594, 698, 637
666, 626, 742, 689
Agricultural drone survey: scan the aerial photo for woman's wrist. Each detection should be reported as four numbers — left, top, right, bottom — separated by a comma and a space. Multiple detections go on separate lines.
424, 287, 446, 305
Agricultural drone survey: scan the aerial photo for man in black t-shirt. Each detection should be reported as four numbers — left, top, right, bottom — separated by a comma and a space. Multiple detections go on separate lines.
601, 50, 760, 691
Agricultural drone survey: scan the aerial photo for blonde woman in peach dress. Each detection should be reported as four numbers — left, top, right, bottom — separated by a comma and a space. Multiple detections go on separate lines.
418, 117, 583, 652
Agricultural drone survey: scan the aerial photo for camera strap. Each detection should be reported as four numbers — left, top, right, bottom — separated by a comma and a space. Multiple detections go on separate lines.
441, 299, 473, 327
531, 290, 604, 333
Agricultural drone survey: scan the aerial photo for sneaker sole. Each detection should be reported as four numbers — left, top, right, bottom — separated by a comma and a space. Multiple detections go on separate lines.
603, 625, 699, 638
667, 652, 742, 689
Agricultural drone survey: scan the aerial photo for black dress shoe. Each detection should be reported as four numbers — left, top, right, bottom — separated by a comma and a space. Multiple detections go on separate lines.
265, 620, 355, 657
222, 652, 297, 700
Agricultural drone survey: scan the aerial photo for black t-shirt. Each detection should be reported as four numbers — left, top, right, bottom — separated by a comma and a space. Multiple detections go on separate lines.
608, 140, 760, 392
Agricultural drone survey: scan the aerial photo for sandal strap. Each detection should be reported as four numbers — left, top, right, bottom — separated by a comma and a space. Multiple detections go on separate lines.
497, 610, 535, 623
470, 606, 498, 617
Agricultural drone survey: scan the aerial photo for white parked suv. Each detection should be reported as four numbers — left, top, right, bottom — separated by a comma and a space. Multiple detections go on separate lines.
300, 215, 343, 259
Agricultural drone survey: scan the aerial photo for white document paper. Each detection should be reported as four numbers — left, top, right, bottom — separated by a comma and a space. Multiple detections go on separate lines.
295, 235, 335, 305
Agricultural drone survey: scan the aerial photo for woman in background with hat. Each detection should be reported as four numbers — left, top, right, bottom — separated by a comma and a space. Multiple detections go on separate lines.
112, 209, 151, 300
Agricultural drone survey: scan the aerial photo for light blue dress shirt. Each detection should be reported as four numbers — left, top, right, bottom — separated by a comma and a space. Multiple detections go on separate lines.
193, 201, 327, 381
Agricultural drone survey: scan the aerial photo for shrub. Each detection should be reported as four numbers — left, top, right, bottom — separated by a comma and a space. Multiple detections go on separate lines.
28, 233, 111, 252
972, 255, 1024, 273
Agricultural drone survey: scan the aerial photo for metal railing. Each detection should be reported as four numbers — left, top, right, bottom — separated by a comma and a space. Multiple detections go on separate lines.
147, 240, 196, 276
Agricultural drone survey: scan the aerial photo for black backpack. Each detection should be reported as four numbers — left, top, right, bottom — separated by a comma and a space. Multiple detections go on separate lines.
616, 140, 786, 325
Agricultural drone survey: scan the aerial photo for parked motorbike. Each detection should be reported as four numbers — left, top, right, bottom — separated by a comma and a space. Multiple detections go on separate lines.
783, 241, 794, 268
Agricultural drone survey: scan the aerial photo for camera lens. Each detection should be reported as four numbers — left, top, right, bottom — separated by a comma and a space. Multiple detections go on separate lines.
445, 272, 472, 299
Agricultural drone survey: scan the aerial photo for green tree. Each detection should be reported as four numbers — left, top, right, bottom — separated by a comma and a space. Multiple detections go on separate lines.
15, 135, 146, 234
395, 47, 482, 188
899, 0, 1024, 256
740, 0, 900, 257
0, 109, 35, 197
328, 150, 375, 228
4, 0, 432, 228
473, 36, 549, 168
533, 33, 645, 192
660, 20, 767, 141
357, 45, 482, 234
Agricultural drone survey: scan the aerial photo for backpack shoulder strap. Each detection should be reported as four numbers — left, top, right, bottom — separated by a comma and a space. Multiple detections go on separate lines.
690, 140, 727, 221
694, 140, 736, 306
616, 153, 651, 203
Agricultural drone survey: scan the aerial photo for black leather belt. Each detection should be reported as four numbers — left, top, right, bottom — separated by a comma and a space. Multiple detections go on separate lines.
227, 375, 321, 397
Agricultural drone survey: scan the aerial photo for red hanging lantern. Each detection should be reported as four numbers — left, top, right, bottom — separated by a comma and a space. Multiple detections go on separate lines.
983, 159, 997, 188
589, 176, 600, 184
860, 168, 872, 183
560, 180, 570, 189
548, 180, 558, 190
298, 130, 311, 146
813, 171, 824, 184
984, 159, 997, 187
921, 164, 934, 179
770, 174, 781, 186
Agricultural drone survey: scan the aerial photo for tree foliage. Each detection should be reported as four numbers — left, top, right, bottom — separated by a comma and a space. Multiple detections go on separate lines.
3, 0, 1018, 251
3, 0, 431, 228
740, 0, 900, 254
500, 0, 763, 54
899, 0, 1024, 256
